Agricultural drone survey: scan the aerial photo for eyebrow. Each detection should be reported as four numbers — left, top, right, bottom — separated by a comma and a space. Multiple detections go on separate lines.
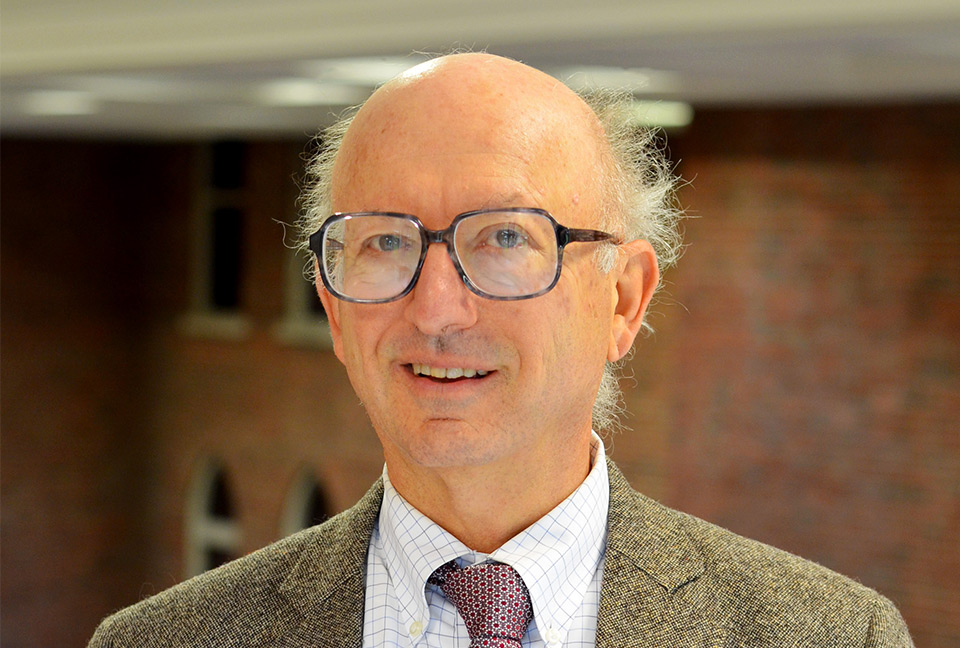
477, 191, 534, 210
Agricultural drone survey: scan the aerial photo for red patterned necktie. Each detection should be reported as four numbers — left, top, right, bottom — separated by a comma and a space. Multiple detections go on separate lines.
429, 560, 534, 648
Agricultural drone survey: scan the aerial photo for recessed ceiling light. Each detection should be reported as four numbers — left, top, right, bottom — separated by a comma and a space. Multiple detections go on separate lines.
256, 79, 370, 107
21, 90, 99, 116
71, 76, 194, 103
300, 56, 428, 86
555, 66, 681, 95
627, 100, 694, 129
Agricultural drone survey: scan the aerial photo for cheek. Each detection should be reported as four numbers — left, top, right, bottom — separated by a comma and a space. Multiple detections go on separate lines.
530, 285, 600, 376
338, 309, 385, 378
562, 263, 614, 335
557, 279, 615, 385
337, 327, 369, 399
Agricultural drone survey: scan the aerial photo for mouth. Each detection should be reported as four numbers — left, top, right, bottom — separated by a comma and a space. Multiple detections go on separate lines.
409, 362, 492, 383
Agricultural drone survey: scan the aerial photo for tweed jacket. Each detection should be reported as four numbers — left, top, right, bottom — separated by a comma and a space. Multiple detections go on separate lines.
89, 461, 912, 647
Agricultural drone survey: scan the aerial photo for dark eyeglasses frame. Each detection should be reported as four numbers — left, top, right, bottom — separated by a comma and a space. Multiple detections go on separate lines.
309, 207, 621, 303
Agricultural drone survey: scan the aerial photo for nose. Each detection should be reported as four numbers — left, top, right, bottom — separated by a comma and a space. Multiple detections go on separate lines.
404, 243, 478, 335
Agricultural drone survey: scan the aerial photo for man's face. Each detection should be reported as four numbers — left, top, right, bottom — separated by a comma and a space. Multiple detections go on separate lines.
318, 57, 642, 485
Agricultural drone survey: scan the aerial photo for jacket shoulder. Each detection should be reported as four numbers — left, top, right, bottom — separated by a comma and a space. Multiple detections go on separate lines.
680, 511, 912, 646
604, 462, 912, 646
89, 528, 309, 646
88, 480, 383, 647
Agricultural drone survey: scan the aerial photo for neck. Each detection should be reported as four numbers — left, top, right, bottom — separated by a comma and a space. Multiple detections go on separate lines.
385, 438, 593, 552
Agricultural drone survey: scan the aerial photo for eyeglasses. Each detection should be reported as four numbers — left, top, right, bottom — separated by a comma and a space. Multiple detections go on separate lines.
309, 207, 620, 303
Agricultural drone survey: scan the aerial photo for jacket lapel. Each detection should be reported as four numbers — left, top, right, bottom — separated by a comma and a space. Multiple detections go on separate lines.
268, 479, 384, 648
261, 463, 726, 647
597, 461, 726, 648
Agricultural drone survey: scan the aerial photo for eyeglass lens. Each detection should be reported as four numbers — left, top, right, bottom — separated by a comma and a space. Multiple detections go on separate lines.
321, 211, 560, 301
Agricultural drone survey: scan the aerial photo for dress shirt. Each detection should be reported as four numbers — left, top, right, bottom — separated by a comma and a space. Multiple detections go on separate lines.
363, 435, 609, 648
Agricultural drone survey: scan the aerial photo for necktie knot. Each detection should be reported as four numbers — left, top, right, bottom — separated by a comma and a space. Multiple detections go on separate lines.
429, 561, 534, 648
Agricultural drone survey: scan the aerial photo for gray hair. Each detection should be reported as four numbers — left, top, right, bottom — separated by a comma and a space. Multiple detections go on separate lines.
578, 89, 683, 433
296, 83, 683, 434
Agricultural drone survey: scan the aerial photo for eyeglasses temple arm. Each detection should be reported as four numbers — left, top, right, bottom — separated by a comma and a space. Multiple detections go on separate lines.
310, 232, 343, 256
560, 228, 623, 246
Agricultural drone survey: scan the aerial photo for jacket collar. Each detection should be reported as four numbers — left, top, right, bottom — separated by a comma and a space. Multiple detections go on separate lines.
271, 479, 384, 647
604, 459, 704, 592
597, 459, 723, 647
268, 460, 721, 647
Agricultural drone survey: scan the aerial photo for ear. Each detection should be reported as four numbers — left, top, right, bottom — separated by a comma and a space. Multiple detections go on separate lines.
607, 239, 660, 362
315, 264, 346, 364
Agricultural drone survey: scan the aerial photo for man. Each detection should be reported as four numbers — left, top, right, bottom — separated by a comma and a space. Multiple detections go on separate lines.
90, 53, 912, 647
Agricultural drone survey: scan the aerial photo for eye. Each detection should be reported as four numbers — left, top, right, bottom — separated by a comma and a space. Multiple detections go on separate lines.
480, 224, 529, 250
373, 234, 402, 251
361, 232, 412, 254
495, 228, 524, 248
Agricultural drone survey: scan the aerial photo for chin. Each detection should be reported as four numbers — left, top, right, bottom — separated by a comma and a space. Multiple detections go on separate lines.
396, 420, 512, 469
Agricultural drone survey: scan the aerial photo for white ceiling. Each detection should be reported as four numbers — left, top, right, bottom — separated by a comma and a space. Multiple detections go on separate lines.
3, 0, 959, 138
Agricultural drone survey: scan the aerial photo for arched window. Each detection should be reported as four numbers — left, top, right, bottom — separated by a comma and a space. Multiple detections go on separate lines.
280, 468, 332, 538
185, 459, 242, 577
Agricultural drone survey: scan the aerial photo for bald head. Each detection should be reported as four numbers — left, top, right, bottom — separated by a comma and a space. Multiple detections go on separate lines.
330, 53, 613, 229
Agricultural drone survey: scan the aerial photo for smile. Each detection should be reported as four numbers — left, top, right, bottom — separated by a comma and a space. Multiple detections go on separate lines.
411, 363, 490, 380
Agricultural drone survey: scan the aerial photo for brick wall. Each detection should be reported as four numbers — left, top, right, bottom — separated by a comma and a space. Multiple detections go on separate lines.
623, 104, 960, 646
0, 139, 192, 647
2, 102, 957, 647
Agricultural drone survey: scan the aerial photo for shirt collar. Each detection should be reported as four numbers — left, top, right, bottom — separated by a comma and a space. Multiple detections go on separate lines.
377, 434, 609, 644
378, 470, 470, 627
491, 435, 608, 645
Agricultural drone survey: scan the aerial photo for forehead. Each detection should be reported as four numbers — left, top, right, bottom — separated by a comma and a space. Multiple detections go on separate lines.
330, 61, 604, 224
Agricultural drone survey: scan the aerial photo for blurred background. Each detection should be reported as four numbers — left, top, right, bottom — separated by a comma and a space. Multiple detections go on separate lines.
2, 1, 958, 646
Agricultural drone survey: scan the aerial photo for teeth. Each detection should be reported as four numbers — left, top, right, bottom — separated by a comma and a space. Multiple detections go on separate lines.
412, 363, 488, 379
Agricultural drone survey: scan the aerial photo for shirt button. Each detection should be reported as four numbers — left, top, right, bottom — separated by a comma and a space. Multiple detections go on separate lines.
544, 627, 561, 645
409, 620, 424, 637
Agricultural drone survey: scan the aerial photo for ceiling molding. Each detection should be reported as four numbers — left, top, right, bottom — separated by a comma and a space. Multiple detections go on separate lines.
5, 0, 960, 75
2, 0, 958, 137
